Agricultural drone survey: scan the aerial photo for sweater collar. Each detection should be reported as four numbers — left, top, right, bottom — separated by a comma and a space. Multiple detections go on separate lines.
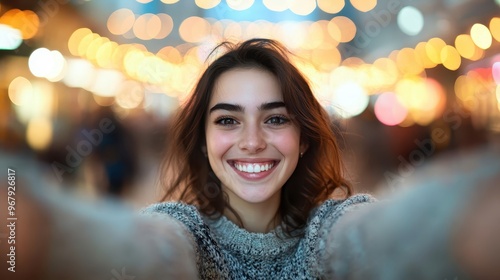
203, 214, 300, 258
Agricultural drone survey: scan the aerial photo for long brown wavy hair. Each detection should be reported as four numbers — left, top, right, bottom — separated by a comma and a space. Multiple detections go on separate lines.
160, 38, 352, 236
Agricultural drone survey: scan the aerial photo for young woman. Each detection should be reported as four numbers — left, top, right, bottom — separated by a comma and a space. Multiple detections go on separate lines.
142, 38, 374, 278
3, 39, 500, 280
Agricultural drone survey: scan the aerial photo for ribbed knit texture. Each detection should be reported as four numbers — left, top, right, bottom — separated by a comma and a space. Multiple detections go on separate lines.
141, 194, 375, 279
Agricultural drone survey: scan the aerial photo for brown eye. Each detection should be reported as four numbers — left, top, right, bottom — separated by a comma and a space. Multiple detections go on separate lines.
215, 117, 238, 126
266, 115, 289, 125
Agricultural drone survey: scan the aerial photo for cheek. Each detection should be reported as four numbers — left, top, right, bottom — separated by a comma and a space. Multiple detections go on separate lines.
271, 130, 301, 154
206, 130, 235, 158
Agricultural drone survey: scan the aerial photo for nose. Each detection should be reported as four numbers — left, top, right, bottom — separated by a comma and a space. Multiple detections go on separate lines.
238, 123, 266, 153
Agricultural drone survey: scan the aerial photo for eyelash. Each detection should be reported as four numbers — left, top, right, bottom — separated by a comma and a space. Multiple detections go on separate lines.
214, 115, 290, 126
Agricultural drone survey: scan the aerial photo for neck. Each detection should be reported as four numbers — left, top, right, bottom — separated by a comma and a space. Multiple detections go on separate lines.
224, 193, 281, 233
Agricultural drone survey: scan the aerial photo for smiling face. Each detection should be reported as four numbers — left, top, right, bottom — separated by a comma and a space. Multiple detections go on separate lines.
205, 68, 305, 212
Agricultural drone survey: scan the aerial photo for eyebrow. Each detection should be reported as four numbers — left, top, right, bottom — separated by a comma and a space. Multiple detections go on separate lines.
209, 101, 286, 114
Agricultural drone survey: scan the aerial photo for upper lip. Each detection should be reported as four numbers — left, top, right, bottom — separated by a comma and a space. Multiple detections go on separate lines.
228, 159, 278, 164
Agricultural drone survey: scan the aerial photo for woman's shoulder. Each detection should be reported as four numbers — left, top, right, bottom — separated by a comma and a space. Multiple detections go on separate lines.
314, 194, 376, 218
140, 201, 207, 233
307, 193, 376, 231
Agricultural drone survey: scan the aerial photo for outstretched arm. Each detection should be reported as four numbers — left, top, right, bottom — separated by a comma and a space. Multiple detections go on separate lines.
0, 153, 198, 280
320, 145, 500, 280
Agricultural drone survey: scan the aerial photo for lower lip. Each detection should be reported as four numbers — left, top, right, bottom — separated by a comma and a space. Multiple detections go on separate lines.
231, 163, 277, 181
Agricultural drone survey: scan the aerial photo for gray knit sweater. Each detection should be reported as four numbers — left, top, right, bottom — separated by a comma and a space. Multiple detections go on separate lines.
141, 195, 375, 279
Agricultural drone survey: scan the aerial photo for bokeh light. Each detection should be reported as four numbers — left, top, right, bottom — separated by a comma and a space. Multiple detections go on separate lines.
0, 24, 22, 50
263, 0, 288, 12
330, 16, 356, 42
350, 0, 377, 12
317, 0, 344, 14
425, 37, 446, 64
374, 92, 408, 126
0, 9, 39, 39
107, 8, 135, 35
455, 34, 476, 60
227, 0, 254, 11
196, 0, 221, 9
490, 17, 500, 42
470, 23, 492, 49
26, 118, 53, 151
8, 77, 33, 106
331, 82, 369, 118
68, 28, 92, 56
133, 13, 162, 40
397, 6, 424, 36
440, 45, 461, 71
288, 0, 316, 16
29, 48, 52, 78
179, 16, 210, 43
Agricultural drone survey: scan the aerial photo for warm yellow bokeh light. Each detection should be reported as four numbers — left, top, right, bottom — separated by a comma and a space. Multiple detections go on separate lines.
490, 17, 500, 42
86, 36, 110, 62
425, 37, 446, 64
373, 57, 399, 87
396, 48, 424, 75
68, 28, 92, 56
123, 48, 146, 78
155, 13, 174, 39
455, 34, 476, 60
157, 46, 183, 64
311, 47, 341, 71
160, 0, 179, 3
302, 21, 325, 49
440, 45, 461, 71
288, 0, 316, 16
395, 77, 446, 125
224, 22, 243, 40
195, 0, 221, 9
330, 16, 356, 42
317, 0, 344, 14
350, 0, 377, 12
263, 0, 288, 11
227, 0, 254, 11
96, 41, 119, 68
107, 8, 135, 35
469, 46, 484, 61
0, 9, 39, 39
78, 32, 100, 57
116, 80, 145, 109
26, 118, 53, 151
326, 19, 341, 43
454, 75, 475, 102
133, 13, 161, 40
46, 50, 67, 82
274, 21, 307, 50
470, 23, 492, 49
414, 42, 437, 69
179, 16, 210, 43
8, 76, 33, 106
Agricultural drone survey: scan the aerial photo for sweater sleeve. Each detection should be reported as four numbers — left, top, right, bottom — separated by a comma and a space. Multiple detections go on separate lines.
0, 153, 198, 280
141, 202, 231, 279
318, 147, 500, 280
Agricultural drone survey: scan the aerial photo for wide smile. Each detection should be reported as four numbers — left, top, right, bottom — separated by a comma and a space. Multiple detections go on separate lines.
227, 160, 280, 180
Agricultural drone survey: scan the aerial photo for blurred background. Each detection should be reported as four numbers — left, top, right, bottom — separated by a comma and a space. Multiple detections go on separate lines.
1, 0, 499, 207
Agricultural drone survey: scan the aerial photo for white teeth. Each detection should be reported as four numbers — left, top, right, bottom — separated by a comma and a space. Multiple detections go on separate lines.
234, 162, 274, 173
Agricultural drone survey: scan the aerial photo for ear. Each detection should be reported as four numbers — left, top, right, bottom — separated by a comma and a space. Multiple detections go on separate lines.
300, 142, 309, 155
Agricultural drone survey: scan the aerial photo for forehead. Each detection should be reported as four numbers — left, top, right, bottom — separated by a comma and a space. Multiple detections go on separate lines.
209, 68, 283, 107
